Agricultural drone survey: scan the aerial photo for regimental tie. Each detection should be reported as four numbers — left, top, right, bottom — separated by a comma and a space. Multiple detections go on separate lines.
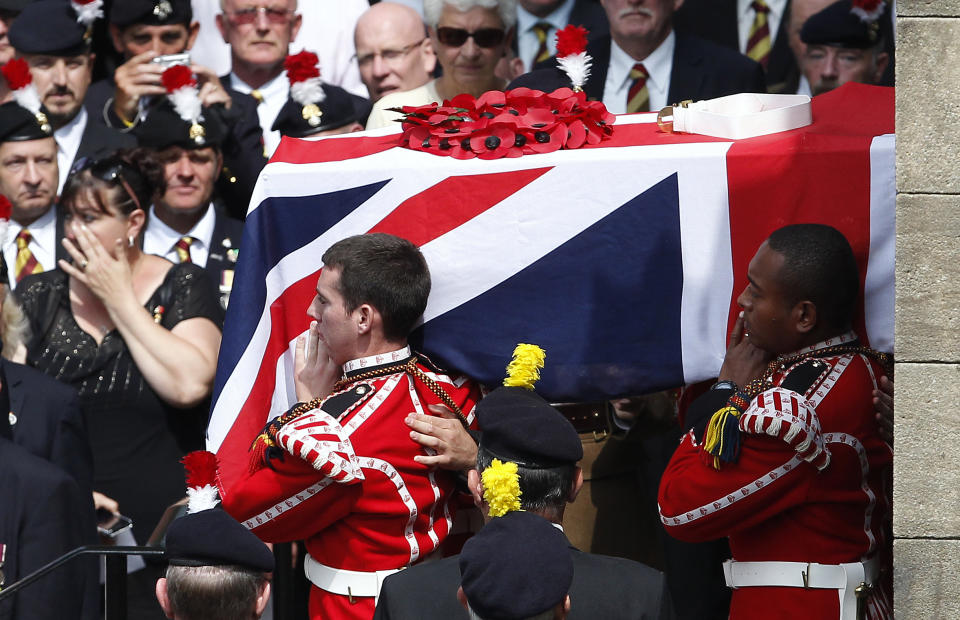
746, 0, 771, 69
14, 229, 43, 283
625, 63, 650, 114
175, 236, 195, 263
250, 89, 264, 104
531, 22, 552, 67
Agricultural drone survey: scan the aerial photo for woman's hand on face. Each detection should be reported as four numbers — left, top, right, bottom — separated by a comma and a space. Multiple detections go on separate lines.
59, 225, 135, 307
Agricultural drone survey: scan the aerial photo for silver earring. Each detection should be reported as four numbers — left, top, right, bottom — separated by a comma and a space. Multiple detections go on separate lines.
128, 236, 135, 248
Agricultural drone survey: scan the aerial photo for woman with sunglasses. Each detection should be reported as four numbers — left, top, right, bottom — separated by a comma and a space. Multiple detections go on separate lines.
366, 0, 517, 129
15, 150, 223, 617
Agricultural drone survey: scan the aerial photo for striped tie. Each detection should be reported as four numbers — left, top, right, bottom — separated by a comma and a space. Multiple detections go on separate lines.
175, 236, 194, 263
626, 63, 650, 113
531, 22, 552, 67
14, 229, 42, 283
746, 0, 771, 69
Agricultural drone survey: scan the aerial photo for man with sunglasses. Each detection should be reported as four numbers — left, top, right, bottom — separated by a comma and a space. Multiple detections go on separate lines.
366, 0, 516, 130
82, 0, 266, 219
511, 0, 765, 114
9, 1, 136, 195
354, 2, 437, 102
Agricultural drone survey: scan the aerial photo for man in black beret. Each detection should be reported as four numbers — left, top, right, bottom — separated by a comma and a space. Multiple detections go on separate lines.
798, 0, 890, 95
374, 382, 675, 620
134, 97, 243, 310
9, 0, 135, 194
83, 0, 266, 218
272, 82, 369, 139
458, 511, 573, 620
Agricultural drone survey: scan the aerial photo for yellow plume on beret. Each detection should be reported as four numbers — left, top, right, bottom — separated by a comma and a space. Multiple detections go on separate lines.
503, 343, 546, 390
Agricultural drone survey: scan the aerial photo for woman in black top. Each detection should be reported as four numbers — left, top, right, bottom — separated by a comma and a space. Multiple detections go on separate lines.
16, 152, 223, 547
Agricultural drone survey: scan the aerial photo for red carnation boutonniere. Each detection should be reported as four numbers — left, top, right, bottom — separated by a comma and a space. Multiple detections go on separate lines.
161, 65, 207, 145
1, 59, 50, 134
555, 25, 592, 92
851, 0, 885, 22
71, 0, 104, 29
284, 51, 325, 127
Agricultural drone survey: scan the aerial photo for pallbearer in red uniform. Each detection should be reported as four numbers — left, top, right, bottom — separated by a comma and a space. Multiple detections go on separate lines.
658, 224, 892, 620
222, 233, 480, 620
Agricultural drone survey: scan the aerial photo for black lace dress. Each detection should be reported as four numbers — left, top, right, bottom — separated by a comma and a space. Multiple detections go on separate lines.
16, 263, 223, 544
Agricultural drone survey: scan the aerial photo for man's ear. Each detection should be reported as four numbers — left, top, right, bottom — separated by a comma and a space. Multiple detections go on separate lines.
457, 586, 469, 611
568, 466, 583, 504
255, 581, 271, 616
873, 51, 890, 83
109, 24, 125, 55
155, 578, 175, 619
794, 300, 817, 334
355, 303, 374, 335
186, 21, 200, 50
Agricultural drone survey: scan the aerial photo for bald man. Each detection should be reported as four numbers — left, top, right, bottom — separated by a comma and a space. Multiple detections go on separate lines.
354, 2, 436, 101
787, 0, 834, 95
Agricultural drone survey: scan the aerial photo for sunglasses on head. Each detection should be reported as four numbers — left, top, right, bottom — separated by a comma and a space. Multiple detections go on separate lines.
227, 6, 295, 25
70, 156, 144, 211
436, 27, 506, 48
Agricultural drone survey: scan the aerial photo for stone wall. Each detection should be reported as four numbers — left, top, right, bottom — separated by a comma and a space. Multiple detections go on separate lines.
895, 1, 960, 616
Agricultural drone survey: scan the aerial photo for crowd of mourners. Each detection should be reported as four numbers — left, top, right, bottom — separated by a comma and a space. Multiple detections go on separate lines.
0, 0, 896, 619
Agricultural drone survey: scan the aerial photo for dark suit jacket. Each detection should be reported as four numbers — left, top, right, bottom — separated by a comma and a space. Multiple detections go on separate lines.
0, 438, 98, 620
673, 0, 799, 94
204, 202, 244, 310
74, 114, 137, 165
511, 31, 767, 106
513, 0, 610, 57
83, 76, 266, 218
374, 545, 675, 620
4, 359, 93, 500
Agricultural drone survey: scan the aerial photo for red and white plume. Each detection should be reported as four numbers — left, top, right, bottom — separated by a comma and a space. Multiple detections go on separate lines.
285, 51, 325, 105
851, 0, 885, 22
1, 59, 43, 118
555, 25, 592, 92
0, 194, 11, 250
71, 0, 104, 29
182, 451, 221, 514
162, 65, 202, 124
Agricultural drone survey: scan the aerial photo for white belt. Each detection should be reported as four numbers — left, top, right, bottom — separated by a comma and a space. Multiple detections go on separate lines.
303, 553, 402, 604
723, 559, 879, 620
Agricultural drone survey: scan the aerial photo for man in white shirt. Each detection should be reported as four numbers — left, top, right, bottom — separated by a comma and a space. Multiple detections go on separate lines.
787, 0, 834, 94
515, 0, 609, 72
354, 2, 436, 102
0, 100, 61, 289
8, 0, 135, 194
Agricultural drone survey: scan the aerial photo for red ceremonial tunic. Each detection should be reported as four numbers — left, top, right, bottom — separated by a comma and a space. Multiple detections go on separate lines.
222, 348, 480, 620
658, 334, 892, 619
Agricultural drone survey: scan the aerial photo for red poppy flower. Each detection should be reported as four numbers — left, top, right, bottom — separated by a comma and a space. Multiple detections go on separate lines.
0, 58, 31, 90
852, 0, 883, 12
161, 65, 197, 92
556, 25, 589, 58
469, 125, 516, 160
284, 51, 321, 83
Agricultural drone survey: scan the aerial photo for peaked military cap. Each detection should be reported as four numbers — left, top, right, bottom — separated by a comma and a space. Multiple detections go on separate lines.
460, 511, 573, 620
132, 99, 228, 150
0, 100, 53, 142
165, 508, 274, 572
271, 83, 370, 138
801, 0, 891, 49
9, 0, 93, 56
110, 0, 192, 27
476, 386, 583, 469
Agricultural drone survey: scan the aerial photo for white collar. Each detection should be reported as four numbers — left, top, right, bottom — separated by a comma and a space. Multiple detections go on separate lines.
342, 346, 412, 374
782, 331, 859, 358
608, 29, 675, 95
7, 205, 57, 252
517, 0, 576, 34
55, 107, 87, 160
229, 70, 289, 100
145, 202, 216, 253
737, 0, 788, 19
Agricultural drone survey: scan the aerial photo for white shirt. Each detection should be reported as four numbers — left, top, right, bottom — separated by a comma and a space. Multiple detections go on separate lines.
4, 205, 57, 289
228, 71, 288, 158
188, 0, 369, 98
516, 0, 576, 72
736, 0, 787, 53
796, 74, 812, 96
603, 31, 675, 115
366, 79, 442, 130
143, 203, 216, 267
54, 107, 87, 194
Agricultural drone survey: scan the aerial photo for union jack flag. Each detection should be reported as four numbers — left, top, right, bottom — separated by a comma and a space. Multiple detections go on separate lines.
210, 82, 894, 492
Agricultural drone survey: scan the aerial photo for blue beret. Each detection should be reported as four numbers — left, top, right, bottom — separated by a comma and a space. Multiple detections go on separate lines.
459, 511, 573, 620
132, 99, 228, 150
110, 0, 192, 27
0, 101, 53, 142
9, 0, 92, 56
165, 508, 274, 572
801, 0, 891, 49
271, 83, 370, 138
477, 386, 583, 468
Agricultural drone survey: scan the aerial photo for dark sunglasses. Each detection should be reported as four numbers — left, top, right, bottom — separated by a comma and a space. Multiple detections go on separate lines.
70, 156, 144, 211
436, 27, 506, 48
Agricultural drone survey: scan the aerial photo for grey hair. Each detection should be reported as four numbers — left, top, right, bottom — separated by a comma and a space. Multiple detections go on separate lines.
0, 285, 29, 361
165, 565, 267, 620
423, 0, 517, 30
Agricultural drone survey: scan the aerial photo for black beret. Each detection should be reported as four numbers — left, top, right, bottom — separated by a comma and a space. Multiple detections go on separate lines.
110, 0, 192, 27
132, 99, 228, 150
0, 0, 30, 13
459, 511, 573, 620
271, 84, 370, 138
165, 508, 274, 572
9, 0, 92, 56
0, 101, 53, 142
477, 386, 583, 468
801, 0, 891, 49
